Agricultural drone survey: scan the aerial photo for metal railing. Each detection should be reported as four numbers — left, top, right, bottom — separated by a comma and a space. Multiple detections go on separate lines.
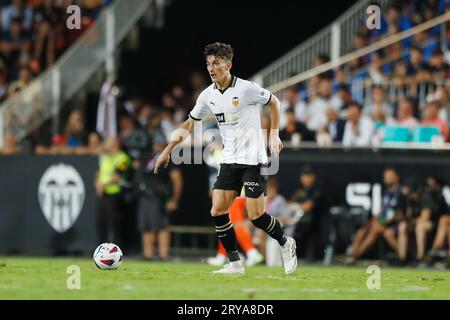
0, 0, 154, 147
251, 0, 391, 88
265, 11, 450, 94
350, 79, 449, 108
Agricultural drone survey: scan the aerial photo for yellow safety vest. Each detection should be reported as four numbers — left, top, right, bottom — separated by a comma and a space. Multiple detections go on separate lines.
98, 151, 130, 195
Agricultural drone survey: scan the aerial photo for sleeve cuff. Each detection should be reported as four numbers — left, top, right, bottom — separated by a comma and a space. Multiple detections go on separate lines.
189, 113, 201, 121
264, 92, 272, 106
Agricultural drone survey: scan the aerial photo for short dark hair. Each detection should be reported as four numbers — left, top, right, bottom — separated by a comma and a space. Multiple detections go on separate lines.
204, 42, 234, 62
347, 100, 362, 111
384, 166, 398, 174
337, 83, 351, 93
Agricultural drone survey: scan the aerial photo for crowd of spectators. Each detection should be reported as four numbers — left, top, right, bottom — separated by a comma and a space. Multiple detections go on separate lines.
278, 0, 450, 147
0, 0, 111, 102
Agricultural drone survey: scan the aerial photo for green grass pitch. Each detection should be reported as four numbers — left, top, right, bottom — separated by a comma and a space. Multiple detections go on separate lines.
1, 257, 450, 299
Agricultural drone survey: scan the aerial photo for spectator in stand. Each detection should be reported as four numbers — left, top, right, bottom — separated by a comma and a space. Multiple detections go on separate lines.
426, 86, 450, 123
407, 47, 432, 84
121, 97, 143, 119
429, 48, 450, 81
384, 23, 403, 62
317, 106, 346, 146
33, 5, 62, 71
160, 108, 177, 141
314, 53, 334, 80
305, 78, 334, 131
75, 131, 104, 155
280, 108, 315, 143
135, 103, 151, 129
2, 0, 33, 34
8, 65, 32, 95
348, 32, 369, 71
363, 85, 392, 124
64, 109, 88, 148
34, 109, 87, 154
280, 85, 308, 128
2, 17, 31, 70
332, 67, 347, 92
188, 71, 208, 102
147, 112, 163, 135
391, 60, 409, 88
367, 51, 387, 85
0, 132, 21, 155
0, 68, 9, 102
333, 83, 353, 112
342, 101, 375, 147
410, 30, 439, 63
0, 0, 109, 105
119, 114, 137, 146
421, 100, 450, 141
385, 97, 419, 129
171, 85, 189, 124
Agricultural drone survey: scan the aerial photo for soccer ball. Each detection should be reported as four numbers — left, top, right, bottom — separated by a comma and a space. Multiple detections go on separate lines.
93, 243, 123, 270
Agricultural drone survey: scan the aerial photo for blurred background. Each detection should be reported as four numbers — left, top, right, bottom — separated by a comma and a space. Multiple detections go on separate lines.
2, 0, 450, 270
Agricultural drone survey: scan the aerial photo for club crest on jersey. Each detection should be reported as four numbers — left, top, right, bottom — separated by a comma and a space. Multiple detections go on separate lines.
232, 97, 240, 107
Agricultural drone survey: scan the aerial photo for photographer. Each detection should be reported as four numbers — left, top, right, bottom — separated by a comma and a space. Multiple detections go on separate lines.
136, 132, 183, 260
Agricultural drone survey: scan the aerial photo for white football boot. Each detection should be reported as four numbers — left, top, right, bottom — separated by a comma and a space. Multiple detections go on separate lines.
280, 236, 298, 275
211, 260, 245, 275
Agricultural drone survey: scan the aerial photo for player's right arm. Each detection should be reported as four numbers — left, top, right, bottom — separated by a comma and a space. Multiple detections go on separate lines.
153, 117, 195, 174
154, 89, 210, 174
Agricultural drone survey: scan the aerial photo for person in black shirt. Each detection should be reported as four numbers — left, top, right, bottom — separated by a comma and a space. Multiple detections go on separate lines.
415, 176, 448, 263
279, 108, 315, 142
136, 132, 183, 260
348, 168, 406, 260
393, 178, 422, 264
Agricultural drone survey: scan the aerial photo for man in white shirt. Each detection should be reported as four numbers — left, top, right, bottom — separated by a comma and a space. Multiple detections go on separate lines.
280, 85, 308, 128
342, 101, 375, 146
154, 42, 297, 275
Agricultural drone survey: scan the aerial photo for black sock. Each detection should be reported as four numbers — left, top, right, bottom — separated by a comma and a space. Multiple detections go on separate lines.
214, 214, 240, 262
252, 212, 287, 246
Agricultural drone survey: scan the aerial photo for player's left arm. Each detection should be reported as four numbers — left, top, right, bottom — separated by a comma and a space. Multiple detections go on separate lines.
166, 167, 183, 213
267, 94, 283, 156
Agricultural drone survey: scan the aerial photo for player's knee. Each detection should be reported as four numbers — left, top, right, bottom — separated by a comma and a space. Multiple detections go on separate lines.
210, 207, 228, 217
248, 210, 264, 220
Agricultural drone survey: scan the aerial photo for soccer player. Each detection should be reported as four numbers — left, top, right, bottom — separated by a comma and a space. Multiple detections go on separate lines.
154, 42, 297, 275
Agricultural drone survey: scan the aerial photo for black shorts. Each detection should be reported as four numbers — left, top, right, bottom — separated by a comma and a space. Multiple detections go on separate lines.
213, 163, 268, 198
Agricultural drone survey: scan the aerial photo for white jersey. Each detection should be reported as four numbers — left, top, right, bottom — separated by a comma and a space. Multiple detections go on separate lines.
189, 76, 271, 165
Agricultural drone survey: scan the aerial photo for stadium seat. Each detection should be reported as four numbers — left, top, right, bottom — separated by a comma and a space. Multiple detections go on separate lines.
382, 126, 411, 143
412, 126, 441, 143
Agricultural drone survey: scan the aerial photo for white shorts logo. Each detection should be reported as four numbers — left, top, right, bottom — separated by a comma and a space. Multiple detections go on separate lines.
38, 164, 85, 233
